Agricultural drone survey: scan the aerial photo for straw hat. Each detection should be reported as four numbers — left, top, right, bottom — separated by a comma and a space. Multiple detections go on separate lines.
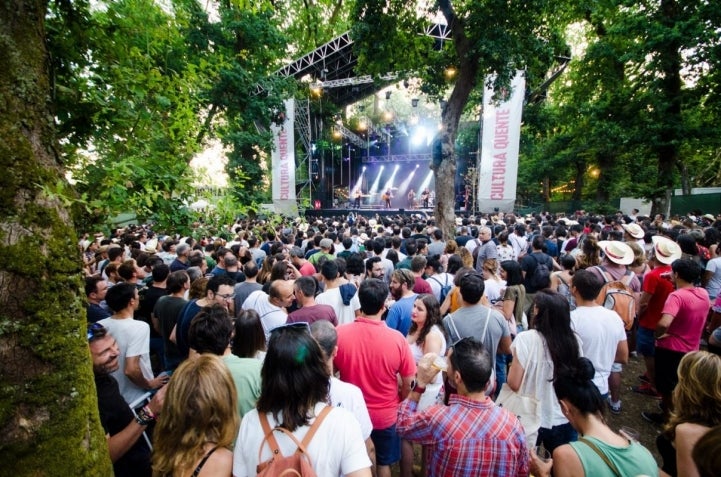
651, 236, 682, 265
622, 223, 645, 239
598, 241, 634, 265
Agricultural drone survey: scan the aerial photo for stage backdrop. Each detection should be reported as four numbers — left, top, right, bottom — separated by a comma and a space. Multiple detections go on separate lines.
271, 98, 299, 216
478, 71, 525, 212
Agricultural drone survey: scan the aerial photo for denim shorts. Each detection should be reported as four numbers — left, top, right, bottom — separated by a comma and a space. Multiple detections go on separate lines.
636, 326, 656, 357
371, 424, 401, 466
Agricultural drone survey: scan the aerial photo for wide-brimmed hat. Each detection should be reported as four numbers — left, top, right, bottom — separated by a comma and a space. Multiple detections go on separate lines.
598, 241, 634, 265
144, 238, 158, 254
651, 236, 682, 265
622, 223, 645, 239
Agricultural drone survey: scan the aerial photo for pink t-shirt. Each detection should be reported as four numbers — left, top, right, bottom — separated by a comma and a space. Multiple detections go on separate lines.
334, 317, 416, 430
658, 287, 709, 353
298, 261, 316, 276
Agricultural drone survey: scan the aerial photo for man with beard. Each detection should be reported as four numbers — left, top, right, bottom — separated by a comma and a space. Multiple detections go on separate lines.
88, 323, 166, 477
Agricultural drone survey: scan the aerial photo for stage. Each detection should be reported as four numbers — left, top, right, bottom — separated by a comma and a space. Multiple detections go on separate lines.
303, 207, 468, 220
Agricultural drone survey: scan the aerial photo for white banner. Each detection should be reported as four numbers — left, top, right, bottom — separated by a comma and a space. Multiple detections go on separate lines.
478, 71, 525, 212
271, 98, 298, 216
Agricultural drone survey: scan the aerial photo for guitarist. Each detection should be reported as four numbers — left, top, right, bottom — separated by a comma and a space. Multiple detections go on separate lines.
353, 188, 362, 209
382, 189, 393, 209
421, 188, 430, 208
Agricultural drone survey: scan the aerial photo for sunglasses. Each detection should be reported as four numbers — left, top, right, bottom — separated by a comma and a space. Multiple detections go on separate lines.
270, 322, 311, 334
87, 322, 106, 342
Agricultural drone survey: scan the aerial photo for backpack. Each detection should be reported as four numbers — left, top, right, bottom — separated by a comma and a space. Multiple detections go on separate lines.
429, 275, 452, 304
256, 406, 331, 477
594, 266, 636, 330
528, 254, 551, 290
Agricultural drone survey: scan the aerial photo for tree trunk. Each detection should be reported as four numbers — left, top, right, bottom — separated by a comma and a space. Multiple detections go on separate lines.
0, 1, 111, 474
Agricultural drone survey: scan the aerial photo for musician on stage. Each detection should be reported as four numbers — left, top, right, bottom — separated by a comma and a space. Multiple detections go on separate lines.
353, 188, 362, 209
407, 189, 416, 209
421, 188, 430, 208
382, 188, 393, 209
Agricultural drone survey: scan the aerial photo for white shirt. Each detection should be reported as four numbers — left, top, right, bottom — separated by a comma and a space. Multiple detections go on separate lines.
330, 377, 373, 440
427, 273, 453, 302
233, 402, 371, 477
242, 290, 287, 339
98, 317, 154, 406
316, 287, 361, 326
570, 305, 627, 395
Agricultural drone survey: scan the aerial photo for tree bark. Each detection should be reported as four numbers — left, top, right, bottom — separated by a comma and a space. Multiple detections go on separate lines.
0, 0, 111, 474
435, 0, 480, 240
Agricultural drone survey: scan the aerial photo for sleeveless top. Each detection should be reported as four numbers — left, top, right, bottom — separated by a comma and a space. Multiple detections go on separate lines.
192, 446, 219, 477
409, 325, 447, 385
554, 272, 577, 311
569, 436, 658, 477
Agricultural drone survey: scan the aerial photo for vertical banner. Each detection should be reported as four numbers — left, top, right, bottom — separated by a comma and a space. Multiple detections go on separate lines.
271, 98, 299, 216
478, 71, 525, 212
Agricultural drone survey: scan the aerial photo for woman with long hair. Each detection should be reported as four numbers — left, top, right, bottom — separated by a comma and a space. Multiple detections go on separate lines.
575, 234, 601, 270
507, 290, 581, 453
496, 260, 527, 335
401, 294, 447, 477
152, 354, 238, 477
657, 351, 721, 477
481, 258, 505, 303
232, 309, 267, 361
406, 294, 447, 409
530, 357, 659, 477
257, 254, 277, 285
233, 324, 371, 477
550, 254, 577, 311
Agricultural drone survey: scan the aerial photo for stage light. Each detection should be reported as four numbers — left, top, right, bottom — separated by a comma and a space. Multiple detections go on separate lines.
385, 91, 392, 100
444, 66, 457, 79
412, 126, 428, 146
394, 164, 400, 171
415, 164, 419, 168
362, 166, 367, 172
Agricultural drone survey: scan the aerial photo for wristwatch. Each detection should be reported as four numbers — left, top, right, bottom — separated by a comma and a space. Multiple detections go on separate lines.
411, 379, 426, 395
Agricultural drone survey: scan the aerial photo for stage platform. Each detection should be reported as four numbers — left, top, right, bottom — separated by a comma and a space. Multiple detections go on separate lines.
303, 207, 465, 220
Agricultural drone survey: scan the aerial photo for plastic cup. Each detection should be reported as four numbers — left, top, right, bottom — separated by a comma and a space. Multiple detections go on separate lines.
534, 446, 551, 462
619, 426, 640, 442
431, 355, 448, 371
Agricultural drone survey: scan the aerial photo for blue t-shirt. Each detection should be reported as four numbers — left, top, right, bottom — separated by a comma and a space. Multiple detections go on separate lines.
386, 295, 417, 336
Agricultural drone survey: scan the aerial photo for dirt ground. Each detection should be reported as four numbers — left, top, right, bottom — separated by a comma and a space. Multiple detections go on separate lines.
391, 352, 665, 475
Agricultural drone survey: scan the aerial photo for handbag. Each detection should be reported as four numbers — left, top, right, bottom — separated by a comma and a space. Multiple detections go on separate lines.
495, 335, 541, 444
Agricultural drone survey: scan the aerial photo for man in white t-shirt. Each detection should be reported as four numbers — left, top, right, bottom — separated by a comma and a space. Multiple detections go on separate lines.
242, 280, 294, 339
570, 270, 628, 412
315, 259, 361, 325
99, 283, 167, 405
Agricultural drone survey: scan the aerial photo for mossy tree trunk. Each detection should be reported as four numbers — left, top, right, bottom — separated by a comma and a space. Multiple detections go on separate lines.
0, 1, 111, 474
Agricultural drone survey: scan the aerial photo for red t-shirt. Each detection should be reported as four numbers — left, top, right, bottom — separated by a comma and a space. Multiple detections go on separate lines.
298, 261, 316, 276
658, 287, 709, 353
413, 277, 433, 295
638, 265, 674, 329
334, 317, 416, 430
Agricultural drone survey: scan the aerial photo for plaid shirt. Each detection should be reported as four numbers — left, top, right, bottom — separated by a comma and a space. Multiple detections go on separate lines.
397, 394, 529, 477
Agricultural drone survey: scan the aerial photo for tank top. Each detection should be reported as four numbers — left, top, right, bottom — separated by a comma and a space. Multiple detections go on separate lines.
191, 446, 219, 477
569, 436, 658, 477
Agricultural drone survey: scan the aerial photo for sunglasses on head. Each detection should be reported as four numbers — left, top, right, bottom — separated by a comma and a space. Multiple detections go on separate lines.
87, 322, 106, 342
270, 322, 311, 335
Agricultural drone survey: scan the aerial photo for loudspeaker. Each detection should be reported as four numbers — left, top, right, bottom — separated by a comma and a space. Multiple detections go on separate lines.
399, 208, 405, 214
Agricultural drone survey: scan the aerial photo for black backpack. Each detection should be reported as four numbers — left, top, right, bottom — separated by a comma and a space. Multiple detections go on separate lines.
528, 254, 551, 290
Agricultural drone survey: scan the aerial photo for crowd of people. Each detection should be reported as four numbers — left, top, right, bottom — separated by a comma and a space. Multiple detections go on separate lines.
82, 208, 721, 476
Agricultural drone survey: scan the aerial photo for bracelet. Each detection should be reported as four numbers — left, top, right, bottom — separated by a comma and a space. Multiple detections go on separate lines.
134, 406, 156, 426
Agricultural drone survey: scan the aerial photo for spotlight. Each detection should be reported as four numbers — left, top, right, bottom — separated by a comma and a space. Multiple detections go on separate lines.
416, 164, 419, 168
362, 166, 367, 171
